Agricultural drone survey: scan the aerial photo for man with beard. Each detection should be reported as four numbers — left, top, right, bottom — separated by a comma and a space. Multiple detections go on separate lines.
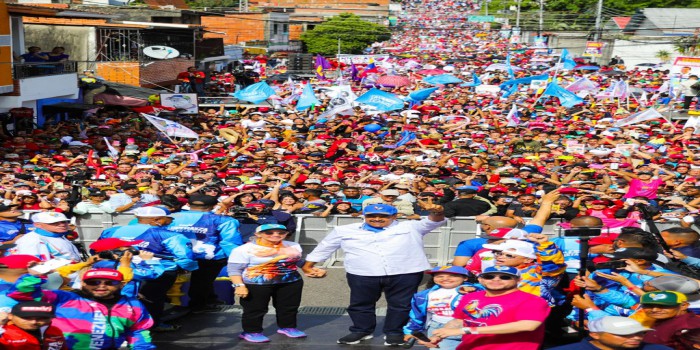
7, 268, 155, 349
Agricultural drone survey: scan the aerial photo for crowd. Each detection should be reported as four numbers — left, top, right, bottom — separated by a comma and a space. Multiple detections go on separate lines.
1, 0, 700, 349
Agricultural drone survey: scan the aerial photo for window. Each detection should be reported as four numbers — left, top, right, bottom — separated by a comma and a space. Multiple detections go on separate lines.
273, 24, 279, 35
283, 24, 289, 33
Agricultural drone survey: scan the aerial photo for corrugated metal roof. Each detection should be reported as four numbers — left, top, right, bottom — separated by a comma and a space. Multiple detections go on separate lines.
641, 8, 700, 35
142, 0, 190, 10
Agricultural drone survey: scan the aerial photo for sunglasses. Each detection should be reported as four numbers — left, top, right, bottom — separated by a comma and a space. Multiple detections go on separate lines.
260, 230, 288, 235
480, 274, 516, 281
494, 251, 520, 259
84, 280, 121, 286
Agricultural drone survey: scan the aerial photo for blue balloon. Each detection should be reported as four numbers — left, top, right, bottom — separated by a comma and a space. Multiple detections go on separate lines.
364, 124, 382, 132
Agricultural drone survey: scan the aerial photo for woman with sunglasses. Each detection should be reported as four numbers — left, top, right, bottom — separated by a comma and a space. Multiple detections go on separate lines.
227, 224, 306, 343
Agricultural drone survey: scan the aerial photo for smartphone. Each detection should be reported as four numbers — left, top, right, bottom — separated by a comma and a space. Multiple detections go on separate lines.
610, 163, 619, 170
53, 182, 65, 190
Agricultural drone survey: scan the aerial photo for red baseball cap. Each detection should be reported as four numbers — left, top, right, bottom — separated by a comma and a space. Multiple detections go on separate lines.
0, 255, 41, 269
89, 238, 143, 253
82, 268, 124, 281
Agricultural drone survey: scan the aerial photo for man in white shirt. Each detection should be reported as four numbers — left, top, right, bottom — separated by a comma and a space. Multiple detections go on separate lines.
108, 184, 159, 213
11, 212, 81, 262
302, 202, 446, 346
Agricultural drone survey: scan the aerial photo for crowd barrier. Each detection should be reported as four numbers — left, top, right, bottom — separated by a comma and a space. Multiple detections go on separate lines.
21, 211, 681, 267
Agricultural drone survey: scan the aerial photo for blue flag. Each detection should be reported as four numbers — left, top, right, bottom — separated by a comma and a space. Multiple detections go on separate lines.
233, 81, 276, 104
473, 73, 482, 86
502, 83, 519, 98
296, 84, 320, 111
499, 74, 549, 90
394, 130, 416, 147
506, 51, 515, 79
355, 88, 405, 111
561, 49, 576, 70
409, 87, 438, 102
541, 81, 584, 108
423, 74, 463, 85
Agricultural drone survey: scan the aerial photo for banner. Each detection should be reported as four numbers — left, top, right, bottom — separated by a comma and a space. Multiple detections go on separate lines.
233, 81, 276, 104
613, 108, 664, 127
583, 41, 604, 58
505, 104, 520, 127
160, 94, 198, 114
423, 74, 464, 85
337, 54, 390, 65
499, 74, 549, 89
355, 88, 405, 112
296, 84, 320, 111
142, 113, 200, 139
319, 85, 357, 118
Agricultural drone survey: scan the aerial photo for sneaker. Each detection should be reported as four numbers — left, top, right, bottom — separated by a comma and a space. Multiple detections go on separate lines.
239, 332, 271, 343
337, 332, 373, 344
277, 328, 307, 338
384, 334, 405, 347
151, 323, 181, 332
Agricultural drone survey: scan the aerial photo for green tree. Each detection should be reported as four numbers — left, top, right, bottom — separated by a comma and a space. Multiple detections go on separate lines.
300, 13, 391, 55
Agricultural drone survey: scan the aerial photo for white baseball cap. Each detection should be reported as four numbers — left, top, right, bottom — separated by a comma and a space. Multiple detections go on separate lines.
32, 212, 70, 224
133, 207, 173, 218
588, 316, 651, 335
483, 240, 537, 259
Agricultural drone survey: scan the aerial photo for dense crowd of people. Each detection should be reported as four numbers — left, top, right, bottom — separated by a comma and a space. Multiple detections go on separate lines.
1, 0, 700, 349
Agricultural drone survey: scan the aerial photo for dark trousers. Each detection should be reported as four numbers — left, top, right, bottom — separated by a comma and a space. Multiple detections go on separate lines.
240, 280, 304, 333
684, 95, 697, 110
140, 270, 178, 325
188, 258, 227, 309
346, 272, 424, 335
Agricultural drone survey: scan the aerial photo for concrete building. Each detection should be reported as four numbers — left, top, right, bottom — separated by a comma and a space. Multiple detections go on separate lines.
201, 10, 291, 52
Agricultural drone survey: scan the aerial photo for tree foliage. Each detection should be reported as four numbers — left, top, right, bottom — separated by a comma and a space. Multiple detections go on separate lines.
300, 13, 391, 55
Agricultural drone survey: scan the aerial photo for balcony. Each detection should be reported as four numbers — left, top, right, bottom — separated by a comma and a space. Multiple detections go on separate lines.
12, 61, 78, 79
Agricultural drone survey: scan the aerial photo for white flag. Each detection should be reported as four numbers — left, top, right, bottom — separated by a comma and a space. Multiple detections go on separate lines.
613, 108, 664, 127
103, 137, 120, 158
319, 85, 357, 118
142, 113, 199, 139
506, 104, 520, 127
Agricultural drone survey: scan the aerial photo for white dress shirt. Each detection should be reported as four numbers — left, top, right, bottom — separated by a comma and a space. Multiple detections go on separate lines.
305, 218, 446, 276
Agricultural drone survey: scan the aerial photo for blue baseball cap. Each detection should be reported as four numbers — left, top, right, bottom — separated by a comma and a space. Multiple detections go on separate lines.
362, 204, 398, 216
479, 266, 520, 277
255, 224, 288, 233
426, 266, 470, 276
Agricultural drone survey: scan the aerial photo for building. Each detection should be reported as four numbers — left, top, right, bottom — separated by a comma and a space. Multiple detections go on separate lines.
623, 8, 700, 36
201, 10, 291, 52
0, 3, 84, 116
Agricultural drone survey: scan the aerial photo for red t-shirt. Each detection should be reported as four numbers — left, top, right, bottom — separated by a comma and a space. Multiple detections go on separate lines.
453, 290, 550, 350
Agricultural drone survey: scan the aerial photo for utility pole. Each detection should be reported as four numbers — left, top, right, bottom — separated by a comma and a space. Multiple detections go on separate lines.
515, 0, 521, 28
593, 0, 603, 41
538, 0, 544, 36
484, 0, 489, 16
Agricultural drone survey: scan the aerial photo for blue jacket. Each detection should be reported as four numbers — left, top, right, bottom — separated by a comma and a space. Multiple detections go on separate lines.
100, 224, 198, 272
0, 219, 33, 242
403, 283, 482, 335
92, 259, 165, 297
167, 210, 242, 259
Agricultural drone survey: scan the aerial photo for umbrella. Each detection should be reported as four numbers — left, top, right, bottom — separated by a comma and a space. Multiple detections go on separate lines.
376, 75, 411, 87
416, 69, 446, 75
575, 65, 601, 71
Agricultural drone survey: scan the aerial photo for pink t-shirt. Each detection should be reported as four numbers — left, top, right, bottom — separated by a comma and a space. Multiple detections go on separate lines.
453, 290, 550, 350
624, 178, 664, 199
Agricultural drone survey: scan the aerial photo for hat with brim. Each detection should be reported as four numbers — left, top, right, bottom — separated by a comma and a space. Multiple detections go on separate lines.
640, 291, 688, 306
363, 204, 398, 216
588, 316, 651, 335
427, 265, 470, 276
479, 265, 520, 277
11, 301, 55, 319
